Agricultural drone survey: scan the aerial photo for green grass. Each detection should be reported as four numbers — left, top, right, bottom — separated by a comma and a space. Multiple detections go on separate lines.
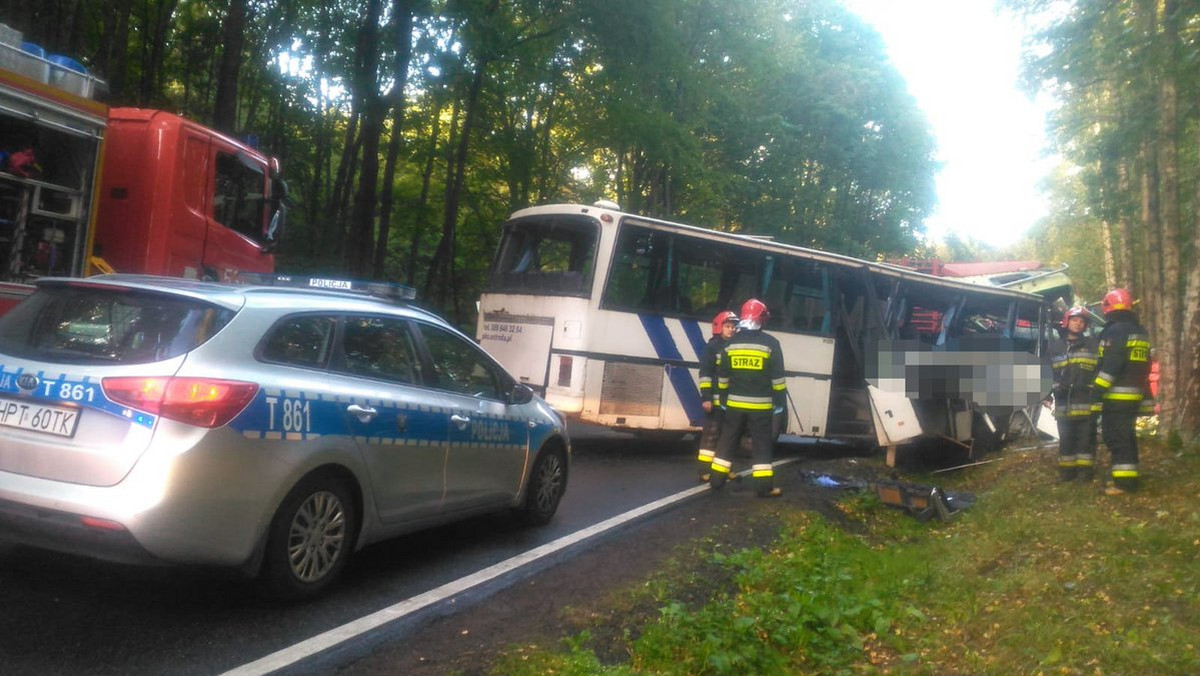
490, 436, 1200, 675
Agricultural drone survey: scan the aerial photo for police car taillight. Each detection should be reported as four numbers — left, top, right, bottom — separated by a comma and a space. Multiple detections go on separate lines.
102, 377, 259, 428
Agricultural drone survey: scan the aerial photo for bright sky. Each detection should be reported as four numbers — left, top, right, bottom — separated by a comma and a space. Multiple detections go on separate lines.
841, 0, 1057, 249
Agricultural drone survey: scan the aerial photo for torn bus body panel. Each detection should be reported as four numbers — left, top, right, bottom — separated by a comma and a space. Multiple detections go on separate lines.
866, 336, 1052, 456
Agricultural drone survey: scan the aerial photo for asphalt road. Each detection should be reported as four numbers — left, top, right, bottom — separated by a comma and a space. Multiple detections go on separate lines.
0, 422, 740, 675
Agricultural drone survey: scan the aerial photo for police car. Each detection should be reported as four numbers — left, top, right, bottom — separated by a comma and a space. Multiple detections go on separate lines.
0, 274, 569, 598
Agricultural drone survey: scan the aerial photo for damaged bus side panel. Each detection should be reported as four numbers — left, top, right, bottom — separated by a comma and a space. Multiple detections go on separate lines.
477, 203, 1055, 461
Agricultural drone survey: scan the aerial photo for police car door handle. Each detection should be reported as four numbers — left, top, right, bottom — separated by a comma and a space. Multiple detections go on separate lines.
346, 404, 378, 423
450, 413, 471, 430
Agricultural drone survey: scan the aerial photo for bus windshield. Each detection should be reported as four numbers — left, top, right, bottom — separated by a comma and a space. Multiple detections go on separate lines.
488, 214, 598, 296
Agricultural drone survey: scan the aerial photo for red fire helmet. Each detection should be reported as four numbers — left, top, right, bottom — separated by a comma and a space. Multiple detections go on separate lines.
740, 298, 770, 324
711, 310, 738, 336
1101, 288, 1133, 315
1060, 305, 1090, 329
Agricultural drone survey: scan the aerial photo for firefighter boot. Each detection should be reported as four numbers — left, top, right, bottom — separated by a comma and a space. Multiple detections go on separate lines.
1057, 456, 1077, 482
1108, 463, 1139, 494
1074, 454, 1095, 482
708, 457, 732, 490
697, 448, 715, 483
752, 464, 779, 497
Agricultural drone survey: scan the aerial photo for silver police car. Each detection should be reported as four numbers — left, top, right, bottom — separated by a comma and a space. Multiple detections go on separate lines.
0, 274, 569, 598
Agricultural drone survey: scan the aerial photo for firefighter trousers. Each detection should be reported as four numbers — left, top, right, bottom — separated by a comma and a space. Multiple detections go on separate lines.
696, 407, 723, 479
1101, 407, 1139, 491
710, 409, 775, 496
1055, 415, 1097, 481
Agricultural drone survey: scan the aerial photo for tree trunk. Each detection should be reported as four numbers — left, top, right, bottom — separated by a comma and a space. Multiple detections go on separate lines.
1138, 140, 1159, 331
1155, 0, 1181, 427
211, 0, 247, 134
1100, 221, 1116, 290
409, 99, 444, 287
140, 0, 180, 105
348, 0, 386, 273
372, 0, 416, 279
423, 98, 462, 304
1179, 136, 1200, 438
95, 0, 133, 100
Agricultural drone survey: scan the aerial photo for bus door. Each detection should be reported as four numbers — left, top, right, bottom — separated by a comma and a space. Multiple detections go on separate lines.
761, 255, 836, 437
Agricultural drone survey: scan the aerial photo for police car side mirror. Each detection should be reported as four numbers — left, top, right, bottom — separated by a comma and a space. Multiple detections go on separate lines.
510, 384, 534, 405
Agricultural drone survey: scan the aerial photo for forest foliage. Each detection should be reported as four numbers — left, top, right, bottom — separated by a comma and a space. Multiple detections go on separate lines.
7, 0, 1200, 437
0, 0, 938, 324
1005, 0, 1200, 435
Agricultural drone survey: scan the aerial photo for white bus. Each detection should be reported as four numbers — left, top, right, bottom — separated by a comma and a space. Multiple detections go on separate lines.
476, 202, 1054, 455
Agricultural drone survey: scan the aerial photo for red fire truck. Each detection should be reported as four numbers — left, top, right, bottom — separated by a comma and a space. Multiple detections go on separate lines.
0, 57, 285, 314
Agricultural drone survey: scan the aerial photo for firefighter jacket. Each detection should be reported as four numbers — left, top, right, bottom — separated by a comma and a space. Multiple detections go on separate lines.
698, 335, 725, 404
1092, 313, 1152, 413
1048, 333, 1098, 418
717, 329, 787, 413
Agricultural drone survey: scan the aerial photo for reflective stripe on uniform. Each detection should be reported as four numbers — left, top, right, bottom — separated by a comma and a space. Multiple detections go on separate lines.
1059, 403, 1094, 418
751, 463, 774, 478
1103, 386, 1144, 401
711, 457, 732, 474
1074, 454, 1094, 467
698, 448, 715, 462
726, 344, 772, 356
771, 377, 786, 391
1112, 464, 1138, 478
727, 394, 774, 410
1094, 371, 1113, 388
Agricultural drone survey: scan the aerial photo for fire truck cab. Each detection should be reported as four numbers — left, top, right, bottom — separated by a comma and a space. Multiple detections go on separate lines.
0, 56, 284, 314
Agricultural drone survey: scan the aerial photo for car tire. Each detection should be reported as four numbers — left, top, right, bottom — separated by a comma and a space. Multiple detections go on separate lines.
517, 445, 567, 526
262, 475, 357, 600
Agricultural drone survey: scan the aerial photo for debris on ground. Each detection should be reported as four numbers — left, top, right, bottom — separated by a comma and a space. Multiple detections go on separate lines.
870, 480, 976, 521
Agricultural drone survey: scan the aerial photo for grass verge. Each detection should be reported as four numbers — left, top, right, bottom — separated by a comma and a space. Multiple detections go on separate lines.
489, 435, 1200, 675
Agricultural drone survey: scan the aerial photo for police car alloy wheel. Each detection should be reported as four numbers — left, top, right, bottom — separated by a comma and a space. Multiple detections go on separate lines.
518, 446, 567, 526
264, 475, 358, 599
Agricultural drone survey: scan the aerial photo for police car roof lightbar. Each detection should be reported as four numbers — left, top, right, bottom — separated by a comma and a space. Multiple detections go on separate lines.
237, 273, 418, 302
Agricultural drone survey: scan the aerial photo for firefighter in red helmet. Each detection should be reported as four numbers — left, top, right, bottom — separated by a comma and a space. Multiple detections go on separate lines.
696, 310, 739, 481
1092, 288, 1153, 495
710, 299, 788, 497
1048, 306, 1098, 481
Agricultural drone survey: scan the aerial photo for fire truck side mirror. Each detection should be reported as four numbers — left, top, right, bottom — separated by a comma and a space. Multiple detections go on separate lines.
261, 178, 289, 253
261, 204, 285, 254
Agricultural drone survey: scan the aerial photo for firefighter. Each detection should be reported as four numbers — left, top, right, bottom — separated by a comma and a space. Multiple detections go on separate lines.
1092, 288, 1153, 495
1048, 306, 1098, 481
696, 310, 739, 481
710, 299, 787, 497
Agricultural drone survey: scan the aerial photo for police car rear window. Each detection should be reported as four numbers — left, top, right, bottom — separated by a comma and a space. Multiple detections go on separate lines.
0, 286, 235, 364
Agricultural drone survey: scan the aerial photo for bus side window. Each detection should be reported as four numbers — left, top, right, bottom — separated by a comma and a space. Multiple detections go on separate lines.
604, 226, 665, 311
764, 258, 829, 334
673, 234, 746, 319
960, 298, 1008, 337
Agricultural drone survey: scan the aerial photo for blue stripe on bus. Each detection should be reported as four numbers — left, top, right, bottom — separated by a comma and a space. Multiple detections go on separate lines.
638, 314, 705, 425
681, 319, 707, 360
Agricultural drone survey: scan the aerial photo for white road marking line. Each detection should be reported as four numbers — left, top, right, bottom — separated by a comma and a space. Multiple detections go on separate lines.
221, 456, 801, 676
